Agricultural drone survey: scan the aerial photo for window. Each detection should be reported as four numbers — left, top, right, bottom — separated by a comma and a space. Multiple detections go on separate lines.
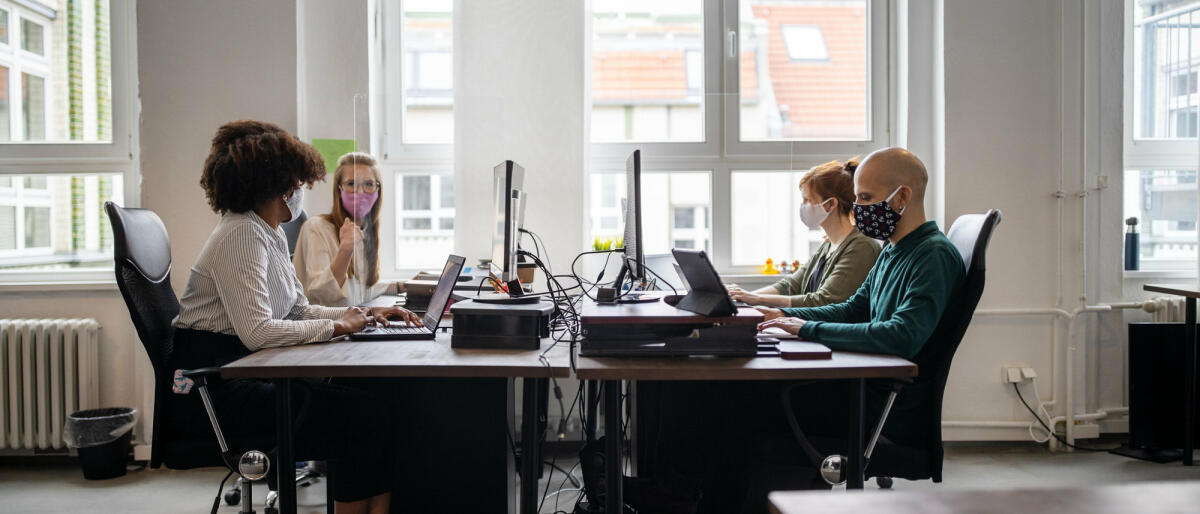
590, 1, 705, 143
1124, 170, 1197, 267
395, 174, 454, 269
0, 174, 124, 271
21, 71, 43, 140
19, 17, 41, 55
399, 2, 452, 144
588, 0, 887, 273
0, 8, 8, 46
378, 1, 456, 271
739, 0, 870, 141
587, 171, 711, 255
780, 25, 829, 62
1126, 0, 1200, 271
0, 0, 136, 281
730, 170, 826, 266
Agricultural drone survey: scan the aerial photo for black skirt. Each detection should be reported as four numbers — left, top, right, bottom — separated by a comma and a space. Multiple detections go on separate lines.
167, 328, 396, 503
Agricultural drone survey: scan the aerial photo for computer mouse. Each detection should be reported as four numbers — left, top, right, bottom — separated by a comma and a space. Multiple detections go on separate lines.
663, 294, 684, 306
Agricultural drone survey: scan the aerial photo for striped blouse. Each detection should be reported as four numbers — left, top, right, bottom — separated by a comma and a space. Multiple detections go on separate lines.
173, 211, 345, 350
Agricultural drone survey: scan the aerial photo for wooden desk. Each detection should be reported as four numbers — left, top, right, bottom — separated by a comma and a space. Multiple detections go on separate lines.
769, 480, 1200, 514
1144, 283, 1199, 466
575, 300, 917, 514
222, 330, 571, 514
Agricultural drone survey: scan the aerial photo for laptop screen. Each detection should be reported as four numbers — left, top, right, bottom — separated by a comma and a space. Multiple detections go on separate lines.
423, 255, 465, 328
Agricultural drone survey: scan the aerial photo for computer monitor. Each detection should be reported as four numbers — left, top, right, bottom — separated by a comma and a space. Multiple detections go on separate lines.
614, 150, 645, 291
490, 160, 525, 283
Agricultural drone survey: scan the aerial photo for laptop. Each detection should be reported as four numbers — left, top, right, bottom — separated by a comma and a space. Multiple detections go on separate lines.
349, 254, 465, 341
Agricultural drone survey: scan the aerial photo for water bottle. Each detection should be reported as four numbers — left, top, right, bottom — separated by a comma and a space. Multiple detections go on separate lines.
1125, 217, 1139, 271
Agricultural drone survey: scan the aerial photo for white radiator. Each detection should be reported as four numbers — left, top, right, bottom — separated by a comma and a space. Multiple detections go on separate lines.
1142, 297, 1191, 323
0, 319, 100, 450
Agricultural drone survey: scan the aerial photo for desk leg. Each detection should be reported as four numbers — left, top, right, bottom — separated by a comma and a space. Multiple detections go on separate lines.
1187, 298, 1196, 466
520, 378, 544, 514
604, 380, 623, 514
847, 379, 865, 489
586, 380, 599, 442
275, 378, 296, 514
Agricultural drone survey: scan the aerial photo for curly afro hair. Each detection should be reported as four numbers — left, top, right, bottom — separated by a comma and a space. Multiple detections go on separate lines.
199, 120, 326, 214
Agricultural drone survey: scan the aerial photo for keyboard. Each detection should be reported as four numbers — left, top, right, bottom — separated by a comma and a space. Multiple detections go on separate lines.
360, 325, 430, 336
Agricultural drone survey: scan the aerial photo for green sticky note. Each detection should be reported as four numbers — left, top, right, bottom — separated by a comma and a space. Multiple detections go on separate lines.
311, 139, 357, 174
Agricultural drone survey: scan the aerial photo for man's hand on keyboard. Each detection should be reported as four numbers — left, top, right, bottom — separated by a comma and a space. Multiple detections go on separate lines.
367, 306, 423, 327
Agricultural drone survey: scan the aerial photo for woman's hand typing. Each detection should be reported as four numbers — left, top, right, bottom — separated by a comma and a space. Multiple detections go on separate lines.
332, 307, 371, 336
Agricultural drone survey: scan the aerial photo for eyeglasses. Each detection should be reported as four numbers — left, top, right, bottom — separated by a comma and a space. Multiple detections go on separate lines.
340, 180, 379, 194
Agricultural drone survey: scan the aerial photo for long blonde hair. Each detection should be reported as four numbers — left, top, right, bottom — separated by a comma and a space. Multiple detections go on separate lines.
322, 152, 382, 286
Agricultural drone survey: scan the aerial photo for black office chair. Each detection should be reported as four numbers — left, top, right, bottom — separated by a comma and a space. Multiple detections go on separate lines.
105, 202, 276, 513
281, 209, 308, 258
782, 209, 1002, 489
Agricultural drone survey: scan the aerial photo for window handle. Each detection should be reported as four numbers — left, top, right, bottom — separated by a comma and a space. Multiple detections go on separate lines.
727, 28, 737, 59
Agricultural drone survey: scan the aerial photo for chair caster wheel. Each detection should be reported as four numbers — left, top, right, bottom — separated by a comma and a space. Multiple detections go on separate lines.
876, 476, 894, 489
224, 486, 241, 505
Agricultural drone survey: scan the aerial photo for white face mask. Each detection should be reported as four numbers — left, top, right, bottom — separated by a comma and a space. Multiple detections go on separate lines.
799, 198, 833, 229
284, 187, 304, 222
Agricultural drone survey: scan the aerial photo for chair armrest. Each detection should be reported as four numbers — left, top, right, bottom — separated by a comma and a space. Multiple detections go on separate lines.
181, 367, 223, 379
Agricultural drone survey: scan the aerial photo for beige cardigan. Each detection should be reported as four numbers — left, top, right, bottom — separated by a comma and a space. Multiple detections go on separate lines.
292, 216, 394, 307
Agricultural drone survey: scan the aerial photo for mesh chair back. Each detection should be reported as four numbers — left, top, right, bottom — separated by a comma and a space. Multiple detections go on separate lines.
104, 201, 180, 468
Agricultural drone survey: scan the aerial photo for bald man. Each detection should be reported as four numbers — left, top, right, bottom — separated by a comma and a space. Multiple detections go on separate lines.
756, 147, 963, 360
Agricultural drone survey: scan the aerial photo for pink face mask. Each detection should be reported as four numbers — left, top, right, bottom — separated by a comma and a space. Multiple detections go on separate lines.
340, 191, 378, 219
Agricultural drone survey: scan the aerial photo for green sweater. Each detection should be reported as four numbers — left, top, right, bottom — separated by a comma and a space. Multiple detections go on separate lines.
781, 221, 964, 360
771, 228, 881, 307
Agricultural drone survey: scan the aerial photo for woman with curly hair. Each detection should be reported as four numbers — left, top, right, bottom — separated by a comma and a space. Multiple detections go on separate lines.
170, 120, 416, 514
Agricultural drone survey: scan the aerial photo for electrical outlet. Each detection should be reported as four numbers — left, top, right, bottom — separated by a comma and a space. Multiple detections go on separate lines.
1002, 364, 1030, 384
1095, 175, 1109, 190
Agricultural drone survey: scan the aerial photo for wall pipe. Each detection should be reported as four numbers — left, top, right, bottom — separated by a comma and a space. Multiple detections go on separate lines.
958, 302, 1142, 450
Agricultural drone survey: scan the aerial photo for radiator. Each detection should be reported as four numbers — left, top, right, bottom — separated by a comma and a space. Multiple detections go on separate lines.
1142, 297, 1191, 323
0, 319, 100, 450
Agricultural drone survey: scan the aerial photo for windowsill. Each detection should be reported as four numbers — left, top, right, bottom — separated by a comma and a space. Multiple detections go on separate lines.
0, 280, 119, 294
1123, 269, 1197, 280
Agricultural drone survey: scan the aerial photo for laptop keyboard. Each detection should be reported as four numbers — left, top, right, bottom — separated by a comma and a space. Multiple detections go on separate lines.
361, 325, 430, 336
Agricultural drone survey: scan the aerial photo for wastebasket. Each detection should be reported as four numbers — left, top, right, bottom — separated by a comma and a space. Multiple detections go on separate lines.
64, 407, 138, 480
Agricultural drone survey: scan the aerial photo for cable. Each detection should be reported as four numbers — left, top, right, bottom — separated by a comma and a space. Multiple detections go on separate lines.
210, 470, 235, 514
1012, 383, 1114, 452
1026, 379, 1053, 444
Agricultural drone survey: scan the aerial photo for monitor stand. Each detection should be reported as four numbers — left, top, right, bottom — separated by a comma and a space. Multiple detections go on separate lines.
472, 293, 544, 305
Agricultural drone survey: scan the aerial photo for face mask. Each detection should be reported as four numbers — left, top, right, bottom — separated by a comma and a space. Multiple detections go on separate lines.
798, 198, 833, 230
341, 191, 379, 219
853, 186, 906, 240
284, 187, 304, 222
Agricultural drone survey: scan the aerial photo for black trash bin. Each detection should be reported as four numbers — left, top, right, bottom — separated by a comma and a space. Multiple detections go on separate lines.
64, 407, 138, 480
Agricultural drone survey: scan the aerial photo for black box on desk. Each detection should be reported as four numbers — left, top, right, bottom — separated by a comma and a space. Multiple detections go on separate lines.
578, 295, 762, 357
450, 299, 554, 350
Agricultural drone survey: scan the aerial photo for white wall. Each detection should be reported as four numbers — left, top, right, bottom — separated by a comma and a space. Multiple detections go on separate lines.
938, 0, 1129, 441
297, 0, 371, 220
453, 0, 587, 273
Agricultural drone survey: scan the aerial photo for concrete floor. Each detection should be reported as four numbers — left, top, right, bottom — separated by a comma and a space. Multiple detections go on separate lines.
2, 443, 1199, 513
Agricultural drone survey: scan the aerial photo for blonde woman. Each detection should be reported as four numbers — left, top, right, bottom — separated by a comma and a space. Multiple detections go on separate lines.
293, 152, 397, 306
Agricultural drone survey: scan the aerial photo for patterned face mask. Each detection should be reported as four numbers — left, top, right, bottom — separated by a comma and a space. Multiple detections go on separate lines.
853, 186, 906, 240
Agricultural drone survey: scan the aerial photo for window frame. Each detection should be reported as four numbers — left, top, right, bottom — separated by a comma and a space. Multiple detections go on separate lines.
1123, 0, 1200, 272
374, 0, 456, 274
0, 0, 139, 284
589, 0, 891, 274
